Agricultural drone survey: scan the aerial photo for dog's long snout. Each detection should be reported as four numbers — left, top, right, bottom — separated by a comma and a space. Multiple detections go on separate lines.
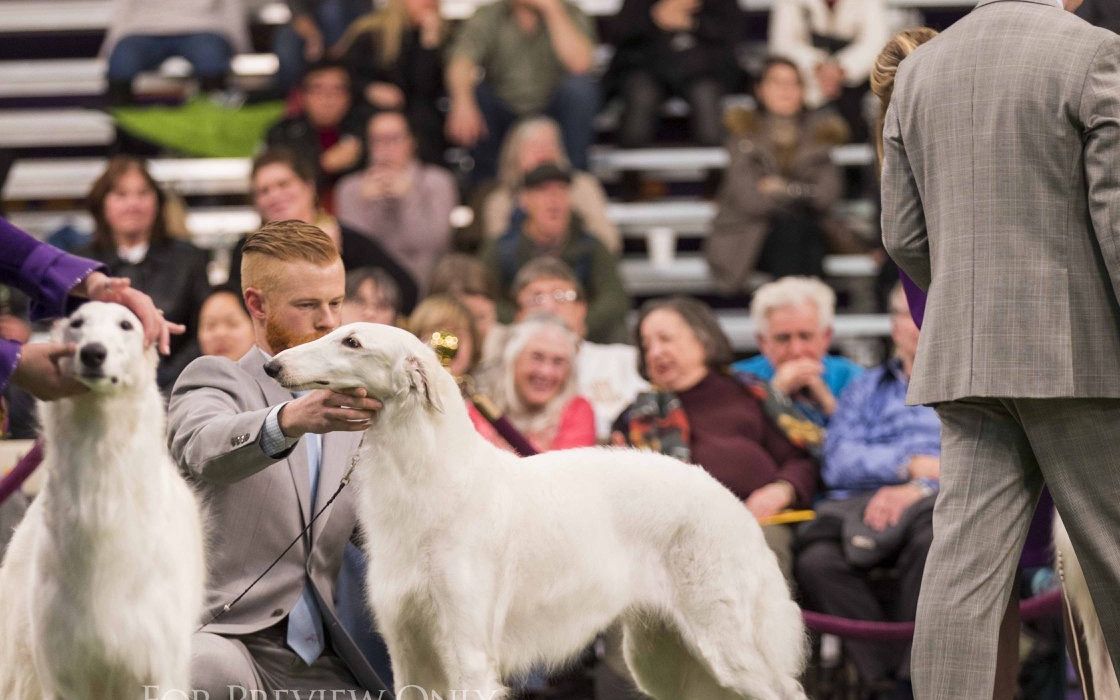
79, 342, 108, 369
263, 360, 281, 378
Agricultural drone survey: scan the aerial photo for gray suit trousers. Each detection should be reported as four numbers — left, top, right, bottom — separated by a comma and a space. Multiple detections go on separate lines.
913, 397, 1120, 698
191, 624, 374, 699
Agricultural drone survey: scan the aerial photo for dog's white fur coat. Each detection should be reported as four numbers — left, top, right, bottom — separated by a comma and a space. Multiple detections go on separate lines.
270, 323, 808, 700
0, 302, 205, 699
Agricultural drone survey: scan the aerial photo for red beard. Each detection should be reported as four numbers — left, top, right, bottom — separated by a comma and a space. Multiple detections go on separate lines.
265, 316, 329, 354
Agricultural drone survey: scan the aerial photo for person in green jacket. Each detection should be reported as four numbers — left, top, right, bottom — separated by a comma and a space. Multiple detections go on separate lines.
480, 162, 630, 344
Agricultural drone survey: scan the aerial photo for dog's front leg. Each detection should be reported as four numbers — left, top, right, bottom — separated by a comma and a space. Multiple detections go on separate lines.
436, 645, 508, 700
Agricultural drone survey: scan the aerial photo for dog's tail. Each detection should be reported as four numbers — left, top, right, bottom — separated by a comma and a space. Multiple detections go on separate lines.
754, 580, 810, 698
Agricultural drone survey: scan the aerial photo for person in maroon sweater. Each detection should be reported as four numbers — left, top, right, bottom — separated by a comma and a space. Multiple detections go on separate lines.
612, 295, 817, 580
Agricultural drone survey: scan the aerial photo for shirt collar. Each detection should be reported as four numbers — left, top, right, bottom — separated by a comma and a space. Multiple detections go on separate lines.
116, 241, 149, 264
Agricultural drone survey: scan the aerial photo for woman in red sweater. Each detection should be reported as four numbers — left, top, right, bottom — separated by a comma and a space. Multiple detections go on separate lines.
612, 295, 818, 580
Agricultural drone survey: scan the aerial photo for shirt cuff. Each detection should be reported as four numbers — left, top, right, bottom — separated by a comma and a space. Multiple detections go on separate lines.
23, 245, 104, 322
911, 478, 939, 497
260, 402, 299, 458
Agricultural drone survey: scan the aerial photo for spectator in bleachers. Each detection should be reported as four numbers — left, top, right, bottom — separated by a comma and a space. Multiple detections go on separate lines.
732, 276, 863, 440
612, 295, 817, 579
795, 283, 939, 694
265, 61, 367, 198
332, 0, 448, 165
480, 163, 629, 344
197, 289, 255, 362
226, 147, 419, 313
428, 253, 507, 385
1077, 0, 1120, 33
342, 267, 403, 326
102, 0, 250, 104
0, 286, 35, 440
445, 0, 599, 181
474, 314, 596, 453
408, 293, 484, 381
274, 0, 369, 94
335, 111, 458, 290
767, 0, 889, 142
511, 257, 648, 442
476, 117, 620, 254
706, 57, 849, 292
606, 0, 743, 148
81, 156, 211, 390
235, 149, 411, 295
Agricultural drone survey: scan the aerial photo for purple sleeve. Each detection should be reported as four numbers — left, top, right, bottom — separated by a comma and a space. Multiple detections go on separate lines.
1, 218, 104, 321
899, 271, 926, 329
0, 338, 21, 394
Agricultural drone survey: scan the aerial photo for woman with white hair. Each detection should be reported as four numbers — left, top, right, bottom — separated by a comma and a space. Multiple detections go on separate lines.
477, 313, 597, 453
475, 117, 620, 254
732, 276, 863, 446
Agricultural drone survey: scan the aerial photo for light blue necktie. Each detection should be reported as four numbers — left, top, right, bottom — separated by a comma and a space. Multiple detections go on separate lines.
286, 424, 326, 665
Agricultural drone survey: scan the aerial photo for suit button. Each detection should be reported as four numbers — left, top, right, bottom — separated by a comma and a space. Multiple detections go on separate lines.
231, 433, 250, 447
271, 608, 284, 617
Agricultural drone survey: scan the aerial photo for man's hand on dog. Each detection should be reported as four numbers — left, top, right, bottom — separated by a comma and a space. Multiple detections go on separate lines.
278, 388, 383, 437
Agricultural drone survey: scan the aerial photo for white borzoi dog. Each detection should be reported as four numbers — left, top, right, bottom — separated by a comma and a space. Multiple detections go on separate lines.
0, 302, 205, 699
1054, 514, 1119, 698
267, 322, 808, 700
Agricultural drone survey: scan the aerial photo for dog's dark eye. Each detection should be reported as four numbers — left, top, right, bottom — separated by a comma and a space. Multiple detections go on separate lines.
119, 320, 133, 331
69, 318, 84, 329
342, 336, 362, 349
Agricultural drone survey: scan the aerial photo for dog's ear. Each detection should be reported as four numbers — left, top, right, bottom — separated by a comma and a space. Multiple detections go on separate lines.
405, 355, 445, 414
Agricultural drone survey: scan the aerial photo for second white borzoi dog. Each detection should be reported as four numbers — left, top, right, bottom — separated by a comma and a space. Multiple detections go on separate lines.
267, 322, 808, 700
0, 302, 205, 699
1054, 514, 1119, 698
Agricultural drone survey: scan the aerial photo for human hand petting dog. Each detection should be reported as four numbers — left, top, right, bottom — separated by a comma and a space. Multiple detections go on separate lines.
11, 272, 184, 400
278, 388, 383, 437
75, 271, 184, 355
11, 342, 85, 400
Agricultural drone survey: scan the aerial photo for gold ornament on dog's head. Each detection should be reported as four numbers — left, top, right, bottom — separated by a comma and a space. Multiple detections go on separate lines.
429, 330, 459, 370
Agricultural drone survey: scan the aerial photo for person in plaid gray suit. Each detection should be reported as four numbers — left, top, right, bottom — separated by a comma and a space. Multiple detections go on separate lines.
881, 0, 1120, 695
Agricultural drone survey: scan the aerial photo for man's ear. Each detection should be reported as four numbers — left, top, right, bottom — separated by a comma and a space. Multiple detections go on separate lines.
403, 355, 445, 414
244, 288, 267, 321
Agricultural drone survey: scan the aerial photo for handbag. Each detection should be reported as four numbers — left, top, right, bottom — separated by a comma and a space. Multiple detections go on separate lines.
811, 492, 936, 569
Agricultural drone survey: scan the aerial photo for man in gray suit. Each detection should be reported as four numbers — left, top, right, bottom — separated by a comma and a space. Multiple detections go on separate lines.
169, 220, 388, 697
882, 0, 1120, 695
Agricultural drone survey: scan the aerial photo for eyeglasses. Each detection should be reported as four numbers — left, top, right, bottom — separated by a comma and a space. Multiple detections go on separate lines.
525, 289, 579, 307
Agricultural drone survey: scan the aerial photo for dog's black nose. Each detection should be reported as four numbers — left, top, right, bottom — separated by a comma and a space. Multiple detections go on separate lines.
263, 360, 281, 378
79, 343, 107, 369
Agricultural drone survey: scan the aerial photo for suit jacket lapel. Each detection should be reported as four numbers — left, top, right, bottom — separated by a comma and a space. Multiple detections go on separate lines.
239, 346, 312, 529
313, 431, 361, 542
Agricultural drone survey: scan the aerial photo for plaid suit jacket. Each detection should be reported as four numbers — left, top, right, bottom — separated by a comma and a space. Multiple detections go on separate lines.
882, 0, 1120, 404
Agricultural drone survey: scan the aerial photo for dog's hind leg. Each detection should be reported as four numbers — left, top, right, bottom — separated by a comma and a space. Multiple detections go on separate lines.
671, 606, 807, 700
622, 613, 746, 700
624, 609, 805, 700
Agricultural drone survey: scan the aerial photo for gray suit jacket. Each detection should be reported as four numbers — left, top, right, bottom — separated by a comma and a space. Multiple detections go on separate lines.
168, 346, 387, 693
882, 0, 1120, 404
